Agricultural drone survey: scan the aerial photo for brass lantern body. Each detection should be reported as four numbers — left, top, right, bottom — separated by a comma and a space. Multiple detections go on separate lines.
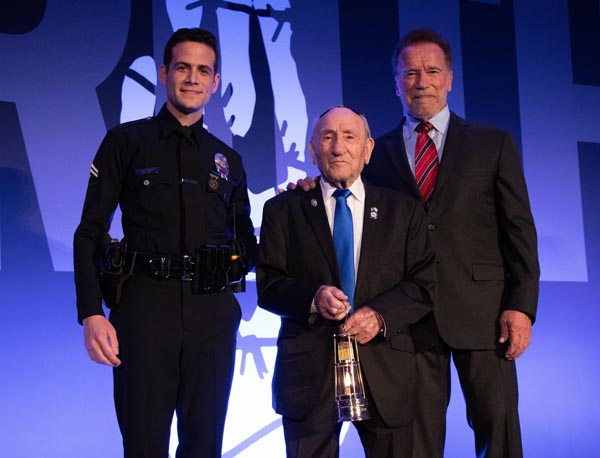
333, 333, 371, 422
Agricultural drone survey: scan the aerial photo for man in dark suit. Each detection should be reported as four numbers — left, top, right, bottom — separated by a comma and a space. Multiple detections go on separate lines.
257, 106, 435, 457
362, 29, 540, 458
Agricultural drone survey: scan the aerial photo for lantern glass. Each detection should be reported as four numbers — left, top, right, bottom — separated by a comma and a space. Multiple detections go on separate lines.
333, 333, 371, 422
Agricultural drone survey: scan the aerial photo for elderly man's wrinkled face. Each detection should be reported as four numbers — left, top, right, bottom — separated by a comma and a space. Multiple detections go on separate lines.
395, 42, 453, 120
309, 107, 374, 189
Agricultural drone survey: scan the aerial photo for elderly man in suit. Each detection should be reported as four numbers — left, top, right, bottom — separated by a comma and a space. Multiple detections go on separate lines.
362, 29, 540, 458
256, 106, 435, 457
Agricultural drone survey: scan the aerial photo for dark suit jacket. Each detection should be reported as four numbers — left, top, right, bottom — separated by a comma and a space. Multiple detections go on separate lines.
363, 112, 540, 350
256, 180, 434, 427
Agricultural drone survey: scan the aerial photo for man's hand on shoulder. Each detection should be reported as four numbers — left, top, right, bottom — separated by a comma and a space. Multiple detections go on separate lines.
499, 310, 532, 360
281, 176, 317, 193
83, 315, 121, 367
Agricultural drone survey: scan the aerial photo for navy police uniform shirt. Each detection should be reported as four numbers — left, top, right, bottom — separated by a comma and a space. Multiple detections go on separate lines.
74, 104, 256, 323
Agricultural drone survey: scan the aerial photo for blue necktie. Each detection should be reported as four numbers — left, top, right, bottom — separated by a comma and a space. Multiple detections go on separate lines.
332, 189, 355, 312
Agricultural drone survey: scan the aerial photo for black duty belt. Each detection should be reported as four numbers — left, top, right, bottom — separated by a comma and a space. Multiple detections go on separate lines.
101, 240, 246, 305
131, 253, 195, 281
128, 244, 247, 294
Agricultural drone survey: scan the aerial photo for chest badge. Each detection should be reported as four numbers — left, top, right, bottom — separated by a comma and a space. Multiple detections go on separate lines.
214, 153, 229, 180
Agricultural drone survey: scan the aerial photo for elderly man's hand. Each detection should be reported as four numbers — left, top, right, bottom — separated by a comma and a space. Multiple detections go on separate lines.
339, 306, 383, 344
314, 285, 351, 321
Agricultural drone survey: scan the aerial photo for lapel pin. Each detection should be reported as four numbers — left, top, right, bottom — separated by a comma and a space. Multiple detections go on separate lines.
370, 207, 378, 219
311, 199, 318, 207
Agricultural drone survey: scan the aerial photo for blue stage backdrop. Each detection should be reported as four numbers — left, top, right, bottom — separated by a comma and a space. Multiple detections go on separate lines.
1, 0, 599, 456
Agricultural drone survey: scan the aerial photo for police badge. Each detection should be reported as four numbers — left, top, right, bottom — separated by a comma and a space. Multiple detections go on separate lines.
214, 153, 229, 179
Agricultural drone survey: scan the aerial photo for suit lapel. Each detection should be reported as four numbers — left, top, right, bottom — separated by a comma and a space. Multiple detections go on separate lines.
301, 183, 340, 280
384, 122, 422, 201
354, 183, 381, 306
384, 112, 467, 205
431, 112, 465, 201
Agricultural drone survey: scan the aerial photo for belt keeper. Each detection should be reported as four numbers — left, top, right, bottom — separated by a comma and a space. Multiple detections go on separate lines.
181, 255, 194, 281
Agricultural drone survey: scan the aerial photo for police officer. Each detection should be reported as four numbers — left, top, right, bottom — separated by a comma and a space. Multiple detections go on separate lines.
74, 28, 257, 458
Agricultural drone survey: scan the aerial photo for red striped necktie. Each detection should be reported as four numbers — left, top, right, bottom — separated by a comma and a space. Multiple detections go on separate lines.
414, 122, 439, 203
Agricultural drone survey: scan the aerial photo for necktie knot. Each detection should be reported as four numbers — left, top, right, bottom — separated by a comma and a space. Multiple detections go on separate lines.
176, 125, 194, 142
415, 121, 434, 134
333, 188, 352, 200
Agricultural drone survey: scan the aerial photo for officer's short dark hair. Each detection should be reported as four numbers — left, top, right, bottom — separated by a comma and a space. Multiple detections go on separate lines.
163, 28, 219, 73
392, 28, 452, 75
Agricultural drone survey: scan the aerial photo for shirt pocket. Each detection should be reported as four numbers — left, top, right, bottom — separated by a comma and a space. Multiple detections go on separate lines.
206, 171, 235, 207
131, 169, 178, 218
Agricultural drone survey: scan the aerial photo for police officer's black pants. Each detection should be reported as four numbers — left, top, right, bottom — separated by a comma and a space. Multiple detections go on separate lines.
110, 273, 241, 458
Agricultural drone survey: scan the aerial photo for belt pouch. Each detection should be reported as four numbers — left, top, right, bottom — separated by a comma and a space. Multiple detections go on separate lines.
192, 244, 231, 293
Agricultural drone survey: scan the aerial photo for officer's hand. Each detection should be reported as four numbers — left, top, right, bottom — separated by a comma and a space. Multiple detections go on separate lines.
498, 310, 532, 360
340, 306, 383, 344
285, 176, 317, 192
83, 315, 121, 367
314, 285, 351, 321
